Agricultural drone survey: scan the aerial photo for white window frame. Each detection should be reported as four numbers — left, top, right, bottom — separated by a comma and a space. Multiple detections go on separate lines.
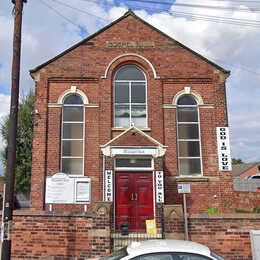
114, 65, 148, 128
114, 156, 154, 171
177, 97, 203, 176
61, 96, 85, 176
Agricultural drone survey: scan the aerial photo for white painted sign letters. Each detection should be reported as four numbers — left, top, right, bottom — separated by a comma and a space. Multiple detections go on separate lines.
216, 127, 232, 171
156, 171, 164, 203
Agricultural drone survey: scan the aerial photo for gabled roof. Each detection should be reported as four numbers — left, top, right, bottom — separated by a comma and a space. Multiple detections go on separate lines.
232, 162, 260, 177
30, 9, 230, 75
101, 125, 167, 148
100, 125, 167, 158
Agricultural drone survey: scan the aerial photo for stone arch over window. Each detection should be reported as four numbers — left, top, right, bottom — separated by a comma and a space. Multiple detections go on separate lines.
113, 64, 147, 128
102, 53, 159, 79
173, 88, 204, 106
57, 87, 89, 105
176, 94, 203, 176
61, 94, 85, 175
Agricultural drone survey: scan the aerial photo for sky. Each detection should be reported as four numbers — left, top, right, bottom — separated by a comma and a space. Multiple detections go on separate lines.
0, 0, 260, 166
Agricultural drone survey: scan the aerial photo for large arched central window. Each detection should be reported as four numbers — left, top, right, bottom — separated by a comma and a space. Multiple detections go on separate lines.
61, 94, 84, 175
177, 95, 202, 175
114, 65, 147, 128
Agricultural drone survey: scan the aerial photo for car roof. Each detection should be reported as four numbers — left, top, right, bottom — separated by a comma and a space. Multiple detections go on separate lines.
127, 240, 211, 257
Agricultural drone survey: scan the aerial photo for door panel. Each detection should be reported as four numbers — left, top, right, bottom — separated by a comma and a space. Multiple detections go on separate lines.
116, 172, 154, 232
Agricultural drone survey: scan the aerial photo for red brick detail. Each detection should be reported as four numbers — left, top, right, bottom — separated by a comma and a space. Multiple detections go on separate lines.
7, 210, 110, 259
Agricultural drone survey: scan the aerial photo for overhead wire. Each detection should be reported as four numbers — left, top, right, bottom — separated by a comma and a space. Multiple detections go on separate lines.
38, 0, 84, 29
37, 0, 260, 76
49, 0, 110, 23
126, 0, 260, 13
76, 0, 260, 28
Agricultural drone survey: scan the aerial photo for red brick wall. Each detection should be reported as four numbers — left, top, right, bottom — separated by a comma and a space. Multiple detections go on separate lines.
165, 214, 260, 260
233, 191, 260, 210
7, 210, 110, 259
4, 211, 260, 259
30, 13, 233, 213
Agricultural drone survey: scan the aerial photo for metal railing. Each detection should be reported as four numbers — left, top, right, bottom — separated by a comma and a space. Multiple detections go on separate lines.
110, 212, 164, 251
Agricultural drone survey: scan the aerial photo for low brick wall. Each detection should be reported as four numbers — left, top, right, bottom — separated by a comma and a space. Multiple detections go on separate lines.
1, 209, 260, 259
233, 191, 260, 211
165, 213, 260, 260
5, 209, 111, 259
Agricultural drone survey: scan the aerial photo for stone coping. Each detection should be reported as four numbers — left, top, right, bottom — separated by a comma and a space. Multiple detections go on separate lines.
0, 210, 259, 219
0, 210, 108, 217
190, 213, 260, 219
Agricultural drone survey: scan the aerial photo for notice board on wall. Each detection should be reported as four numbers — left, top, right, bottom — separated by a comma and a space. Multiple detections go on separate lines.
45, 172, 91, 204
250, 230, 260, 260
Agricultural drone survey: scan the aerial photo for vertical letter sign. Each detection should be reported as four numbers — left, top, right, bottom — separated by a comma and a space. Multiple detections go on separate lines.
156, 171, 164, 203
217, 127, 232, 171
105, 170, 113, 202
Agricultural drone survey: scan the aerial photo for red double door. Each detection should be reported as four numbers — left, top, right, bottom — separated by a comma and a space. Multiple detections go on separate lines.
116, 172, 154, 232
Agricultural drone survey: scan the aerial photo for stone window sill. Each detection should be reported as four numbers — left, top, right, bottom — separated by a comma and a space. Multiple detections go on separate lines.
112, 127, 151, 132
175, 176, 209, 182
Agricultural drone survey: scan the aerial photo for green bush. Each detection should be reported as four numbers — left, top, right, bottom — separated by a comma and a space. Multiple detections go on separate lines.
235, 208, 252, 213
205, 207, 219, 214
253, 206, 260, 213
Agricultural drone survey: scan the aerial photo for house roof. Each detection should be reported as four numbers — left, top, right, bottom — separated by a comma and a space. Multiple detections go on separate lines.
30, 9, 230, 76
232, 162, 260, 177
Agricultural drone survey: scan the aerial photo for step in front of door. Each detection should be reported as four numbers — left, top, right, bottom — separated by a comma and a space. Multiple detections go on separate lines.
111, 232, 163, 251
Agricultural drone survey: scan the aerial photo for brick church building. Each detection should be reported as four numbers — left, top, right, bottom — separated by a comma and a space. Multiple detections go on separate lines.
30, 10, 233, 233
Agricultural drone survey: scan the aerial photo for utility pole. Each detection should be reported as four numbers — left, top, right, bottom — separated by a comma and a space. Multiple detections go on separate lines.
1, 1, 27, 259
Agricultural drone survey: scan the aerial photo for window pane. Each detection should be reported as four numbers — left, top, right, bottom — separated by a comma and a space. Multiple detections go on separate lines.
131, 105, 146, 127
116, 158, 152, 168
62, 140, 83, 157
63, 106, 83, 122
64, 94, 83, 104
179, 159, 201, 175
177, 95, 197, 105
138, 253, 174, 260
178, 107, 198, 122
115, 105, 130, 127
131, 82, 146, 103
115, 65, 145, 80
178, 124, 199, 139
62, 158, 83, 175
179, 141, 200, 157
115, 82, 129, 103
63, 123, 83, 139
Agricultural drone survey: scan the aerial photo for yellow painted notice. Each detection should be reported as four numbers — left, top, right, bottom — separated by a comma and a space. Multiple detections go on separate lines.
146, 219, 157, 235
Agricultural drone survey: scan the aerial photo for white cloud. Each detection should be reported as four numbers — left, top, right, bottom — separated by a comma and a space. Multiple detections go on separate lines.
0, 0, 260, 163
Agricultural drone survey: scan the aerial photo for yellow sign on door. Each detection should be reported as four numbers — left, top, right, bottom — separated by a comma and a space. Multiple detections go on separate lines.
146, 219, 157, 235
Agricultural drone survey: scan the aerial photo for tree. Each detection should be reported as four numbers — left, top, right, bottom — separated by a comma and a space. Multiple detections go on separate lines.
232, 158, 244, 165
0, 90, 35, 193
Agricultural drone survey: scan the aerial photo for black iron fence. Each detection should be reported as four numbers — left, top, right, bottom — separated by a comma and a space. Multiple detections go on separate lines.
110, 208, 165, 251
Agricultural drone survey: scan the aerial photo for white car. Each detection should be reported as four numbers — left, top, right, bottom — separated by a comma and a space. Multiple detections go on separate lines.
93, 240, 225, 260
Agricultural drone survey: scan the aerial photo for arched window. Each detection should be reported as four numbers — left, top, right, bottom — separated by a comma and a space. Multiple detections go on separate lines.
177, 95, 202, 175
61, 94, 84, 175
114, 65, 147, 128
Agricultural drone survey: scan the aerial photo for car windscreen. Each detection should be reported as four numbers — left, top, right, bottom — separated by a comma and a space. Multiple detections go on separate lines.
99, 247, 128, 260
210, 251, 225, 260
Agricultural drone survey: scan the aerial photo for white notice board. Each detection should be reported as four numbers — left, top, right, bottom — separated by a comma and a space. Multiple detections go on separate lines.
250, 230, 260, 260
45, 173, 74, 204
45, 173, 91, 204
